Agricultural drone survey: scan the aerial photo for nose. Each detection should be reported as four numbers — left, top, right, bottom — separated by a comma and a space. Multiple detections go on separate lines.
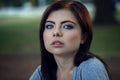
53, 29, 63, 37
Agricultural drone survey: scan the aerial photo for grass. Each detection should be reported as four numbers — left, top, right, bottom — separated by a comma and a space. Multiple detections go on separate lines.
0, 17, 120, 59
0, 17, 41, 54
90, 25, 120, 59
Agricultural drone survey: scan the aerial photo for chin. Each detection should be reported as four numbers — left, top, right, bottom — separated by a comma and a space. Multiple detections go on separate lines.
49, 51, 65, 56
52, 51, 65, 55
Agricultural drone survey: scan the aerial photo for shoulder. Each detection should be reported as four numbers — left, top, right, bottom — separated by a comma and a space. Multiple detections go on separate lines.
29, 65, 42, 80
80, 57, 105, 69
74, 57, 110, 80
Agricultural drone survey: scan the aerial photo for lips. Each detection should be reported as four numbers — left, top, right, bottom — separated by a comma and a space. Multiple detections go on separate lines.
51, 41, 64, 48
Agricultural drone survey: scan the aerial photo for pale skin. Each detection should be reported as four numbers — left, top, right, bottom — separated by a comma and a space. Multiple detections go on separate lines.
43, 9, 85, 80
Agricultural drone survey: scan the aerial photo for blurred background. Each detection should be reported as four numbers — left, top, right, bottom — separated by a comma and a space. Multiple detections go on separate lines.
0, 0, 120, 80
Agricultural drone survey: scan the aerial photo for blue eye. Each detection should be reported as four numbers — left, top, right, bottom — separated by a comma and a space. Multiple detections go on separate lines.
45, 24, 54, 29
63, 25, 74, 29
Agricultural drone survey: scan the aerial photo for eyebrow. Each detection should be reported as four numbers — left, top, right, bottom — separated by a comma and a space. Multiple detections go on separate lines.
46, 20, 55, 24
46, 20, 76, 25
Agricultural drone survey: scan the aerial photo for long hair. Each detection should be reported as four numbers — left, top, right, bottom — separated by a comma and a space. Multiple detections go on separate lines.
39, 1, 111, 80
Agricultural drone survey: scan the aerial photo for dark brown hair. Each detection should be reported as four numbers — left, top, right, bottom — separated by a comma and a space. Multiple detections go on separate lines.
39, 1, 111, 80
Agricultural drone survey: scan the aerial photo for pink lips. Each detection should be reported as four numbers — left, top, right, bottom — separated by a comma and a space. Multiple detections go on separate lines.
51, 41, 64, 48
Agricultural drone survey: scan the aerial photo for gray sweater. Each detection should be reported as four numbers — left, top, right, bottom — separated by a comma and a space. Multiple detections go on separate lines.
29, 57, 110, 80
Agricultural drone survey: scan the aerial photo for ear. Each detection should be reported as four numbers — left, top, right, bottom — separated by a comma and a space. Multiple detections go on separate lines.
80, 32, 87, 44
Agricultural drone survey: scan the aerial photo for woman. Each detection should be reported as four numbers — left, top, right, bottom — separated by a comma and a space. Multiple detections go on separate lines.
30, 1, 111, 80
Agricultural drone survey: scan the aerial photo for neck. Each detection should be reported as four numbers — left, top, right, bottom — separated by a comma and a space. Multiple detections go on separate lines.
53, 54, 75, 72
54, 54, 75, 80
53, 53, 76, 80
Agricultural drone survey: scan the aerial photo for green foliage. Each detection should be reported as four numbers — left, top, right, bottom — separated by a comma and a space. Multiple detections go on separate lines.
46, 0, 54, 4
0, 0, 24, 7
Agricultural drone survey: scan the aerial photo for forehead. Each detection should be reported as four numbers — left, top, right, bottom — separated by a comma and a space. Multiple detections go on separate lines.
47, 9, 78, 22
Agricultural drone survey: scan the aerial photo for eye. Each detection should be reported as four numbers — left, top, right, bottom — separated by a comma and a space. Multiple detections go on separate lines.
63, 25, 74, 30
45, 24, 54, 29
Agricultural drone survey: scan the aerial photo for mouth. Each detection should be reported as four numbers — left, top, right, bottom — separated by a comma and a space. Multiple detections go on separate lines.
51, 40, 64, 48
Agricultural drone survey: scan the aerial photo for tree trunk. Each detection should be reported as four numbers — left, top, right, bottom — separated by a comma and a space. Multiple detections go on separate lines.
93, 0, 117, 25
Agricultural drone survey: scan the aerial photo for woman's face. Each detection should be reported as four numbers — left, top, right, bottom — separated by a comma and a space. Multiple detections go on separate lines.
43, 9, 84, 56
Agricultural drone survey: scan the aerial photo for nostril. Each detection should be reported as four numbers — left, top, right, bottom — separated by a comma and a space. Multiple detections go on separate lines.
53, 32, 63, 37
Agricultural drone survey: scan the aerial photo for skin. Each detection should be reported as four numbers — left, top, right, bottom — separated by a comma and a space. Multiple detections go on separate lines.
43, 9, 85, 80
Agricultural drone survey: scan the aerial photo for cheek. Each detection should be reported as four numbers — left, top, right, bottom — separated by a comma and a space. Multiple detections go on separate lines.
43, 31, 53, 47
67, 32, 81, 44
43, 31, 49, 45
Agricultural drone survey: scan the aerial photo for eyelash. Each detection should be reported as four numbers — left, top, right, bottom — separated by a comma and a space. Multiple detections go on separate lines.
45, 24, 74, 30
63, 25, 74, 29
45, 24, 54, 29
